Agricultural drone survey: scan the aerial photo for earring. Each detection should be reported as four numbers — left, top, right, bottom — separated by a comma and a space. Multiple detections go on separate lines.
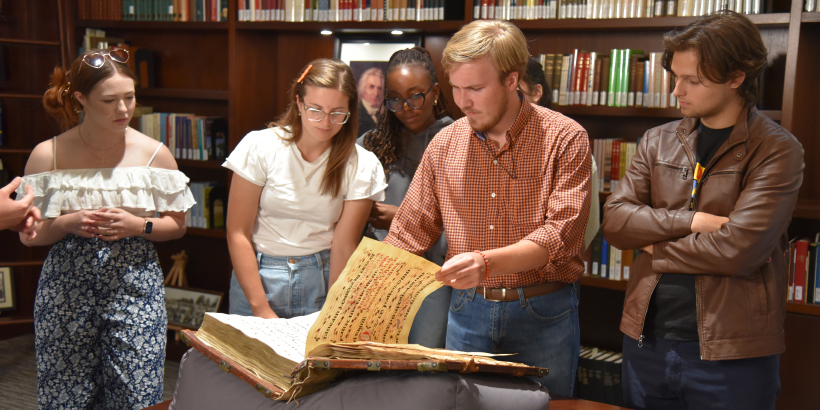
434, 99, 438, 106
74, 106, 85, 115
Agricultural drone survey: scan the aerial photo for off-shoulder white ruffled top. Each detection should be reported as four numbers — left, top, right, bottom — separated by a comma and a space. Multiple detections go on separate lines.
16, 137, 196, 219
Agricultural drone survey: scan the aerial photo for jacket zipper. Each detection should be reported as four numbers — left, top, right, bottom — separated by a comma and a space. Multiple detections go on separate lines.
690, 140, 745, 210
654, 163, 689, 180
638, 274, 662, 348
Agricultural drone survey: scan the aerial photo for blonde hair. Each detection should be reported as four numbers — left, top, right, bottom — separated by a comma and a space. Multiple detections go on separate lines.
442, 20, 530, 83
271, 58, 359, 198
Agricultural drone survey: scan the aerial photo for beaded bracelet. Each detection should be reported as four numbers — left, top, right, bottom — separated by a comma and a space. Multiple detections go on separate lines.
474, 250, 490, 282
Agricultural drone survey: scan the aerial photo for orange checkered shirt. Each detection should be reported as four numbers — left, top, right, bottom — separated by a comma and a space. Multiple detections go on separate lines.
384, 101, 592, 288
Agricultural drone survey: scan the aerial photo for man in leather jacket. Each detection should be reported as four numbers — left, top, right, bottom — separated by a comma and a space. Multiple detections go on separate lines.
602, 11, 804, 410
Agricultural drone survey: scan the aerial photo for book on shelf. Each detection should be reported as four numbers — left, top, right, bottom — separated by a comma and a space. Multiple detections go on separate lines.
78, 0, 229, 21
187, 182, 227, 229
188, 238, 547, 401
585, 227, 637, 280
575, 346, 624, 406
471, 0, 765, 20
807, 0, 818, 12
786, 234, 820, 304
237, 0, 460, 22
138, 112, 228, 162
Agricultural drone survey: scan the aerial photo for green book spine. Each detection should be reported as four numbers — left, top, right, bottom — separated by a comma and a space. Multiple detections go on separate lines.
607, 49, 619, 106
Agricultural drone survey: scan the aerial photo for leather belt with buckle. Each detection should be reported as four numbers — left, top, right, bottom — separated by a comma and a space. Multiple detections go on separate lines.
477, 282, 569, 302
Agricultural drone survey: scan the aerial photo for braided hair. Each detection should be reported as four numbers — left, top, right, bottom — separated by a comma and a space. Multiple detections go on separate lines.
362, 47, 451, 179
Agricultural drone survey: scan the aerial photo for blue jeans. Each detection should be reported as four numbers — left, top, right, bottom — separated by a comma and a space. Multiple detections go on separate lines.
622, 334, 780, 410
408, 286, 453, 348
445, 282, 580, 397
229, 250, 330, 318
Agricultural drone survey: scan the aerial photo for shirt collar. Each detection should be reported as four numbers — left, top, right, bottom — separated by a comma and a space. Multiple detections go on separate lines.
474, 92, 532, 145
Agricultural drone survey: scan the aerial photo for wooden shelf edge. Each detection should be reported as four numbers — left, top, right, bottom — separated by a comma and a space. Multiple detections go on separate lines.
177, 159, 226, 169
580, 275, 628, 291
0, 38, 61, 47
802, 12, 820, 23
0, 93, 45, 100
793, 200, 820, 219
0, 261, 45, 267
0, 317, 34, 326
186, 227, 227, 238
0, 148, 34, 155
786, 302, 820, 316
554, 105, 683, 118
137, 88, 229, 101
236, 20, 467, 33
75, 20, 229, 30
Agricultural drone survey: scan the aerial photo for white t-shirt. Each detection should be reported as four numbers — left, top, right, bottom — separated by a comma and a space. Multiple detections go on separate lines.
223, 127, 387, 256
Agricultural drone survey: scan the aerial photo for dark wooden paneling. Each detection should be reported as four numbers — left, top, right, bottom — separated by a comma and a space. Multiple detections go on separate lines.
778, 313, 820, 409
790, 24, 820, 202
228, 30, 280, 148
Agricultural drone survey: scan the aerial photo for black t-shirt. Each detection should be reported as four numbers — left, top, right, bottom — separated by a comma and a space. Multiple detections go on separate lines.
644, 123, 733, 341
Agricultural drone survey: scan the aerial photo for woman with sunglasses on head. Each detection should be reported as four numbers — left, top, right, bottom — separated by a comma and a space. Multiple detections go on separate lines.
224, 59, 386, 319
19, 49, 194, 409
358, 47, 454, 348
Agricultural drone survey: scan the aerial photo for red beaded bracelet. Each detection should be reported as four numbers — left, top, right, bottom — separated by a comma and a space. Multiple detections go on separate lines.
474, 250, 490, 282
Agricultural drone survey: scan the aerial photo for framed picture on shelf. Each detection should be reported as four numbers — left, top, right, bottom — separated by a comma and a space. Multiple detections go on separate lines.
335, 35, 421, 135
0, 266, 16, 312
165, 286, 223, 329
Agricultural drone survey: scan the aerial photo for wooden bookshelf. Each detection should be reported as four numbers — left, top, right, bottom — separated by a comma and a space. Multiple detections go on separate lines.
802, 11, 820, 22
176, 159, 225, 169
0, 148, 34, 155
512, 12, 790, 31
135, 88, 229, 101
236, 20, 468, 33
186, 227, 227, 239
786, 302, 820, 315
74, 20, 229, 30
580, 275, 628, 291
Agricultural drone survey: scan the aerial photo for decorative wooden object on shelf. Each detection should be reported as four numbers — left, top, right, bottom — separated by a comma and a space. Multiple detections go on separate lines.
164, 250, 189, 288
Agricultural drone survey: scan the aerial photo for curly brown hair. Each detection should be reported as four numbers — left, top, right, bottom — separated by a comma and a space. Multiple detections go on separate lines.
361, 47, 450, 180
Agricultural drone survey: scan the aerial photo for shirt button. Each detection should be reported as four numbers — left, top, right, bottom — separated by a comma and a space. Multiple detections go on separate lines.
489, 225, 494, 230
493, 159, 498, 164
491, 193, 496, 198
289, 259, 296, 263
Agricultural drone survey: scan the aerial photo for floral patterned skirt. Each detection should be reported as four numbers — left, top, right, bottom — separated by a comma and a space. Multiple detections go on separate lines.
34, 234, 167, 410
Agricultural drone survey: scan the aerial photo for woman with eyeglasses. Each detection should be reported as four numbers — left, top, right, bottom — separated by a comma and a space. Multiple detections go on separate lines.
19, 49, 194, 409
223, 59, 386, 319
358, 47, 454, 348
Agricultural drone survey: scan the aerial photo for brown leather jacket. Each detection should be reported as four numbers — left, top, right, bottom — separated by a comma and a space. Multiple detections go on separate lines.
602, 106, 803, 360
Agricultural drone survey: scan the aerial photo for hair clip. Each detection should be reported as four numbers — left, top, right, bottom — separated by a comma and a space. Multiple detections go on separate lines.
297, 64, 313, 84
61, 82, 72, 96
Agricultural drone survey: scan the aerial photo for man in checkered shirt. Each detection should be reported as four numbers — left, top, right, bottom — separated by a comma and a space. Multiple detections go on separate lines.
383, 20, 592, 396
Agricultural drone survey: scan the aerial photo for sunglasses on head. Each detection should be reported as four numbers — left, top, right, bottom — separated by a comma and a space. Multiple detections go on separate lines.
78, 48, 130, 74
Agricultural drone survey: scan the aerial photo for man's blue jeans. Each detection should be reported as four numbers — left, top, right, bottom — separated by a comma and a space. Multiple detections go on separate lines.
445, 282, 580, 397
622, 334, 780, 410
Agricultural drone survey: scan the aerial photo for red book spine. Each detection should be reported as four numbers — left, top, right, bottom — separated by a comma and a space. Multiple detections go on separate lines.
795, 239, 810, 303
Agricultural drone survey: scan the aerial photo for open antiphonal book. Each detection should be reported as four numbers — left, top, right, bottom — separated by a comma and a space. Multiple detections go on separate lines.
185, 238, 547, 401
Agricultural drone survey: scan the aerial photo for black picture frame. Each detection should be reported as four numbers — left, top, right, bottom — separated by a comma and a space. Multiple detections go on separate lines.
165, 286, 223, 329
0, 266, 16, 312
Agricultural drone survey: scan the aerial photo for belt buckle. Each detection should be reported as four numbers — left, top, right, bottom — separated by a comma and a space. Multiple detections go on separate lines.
483, 287, 506, 302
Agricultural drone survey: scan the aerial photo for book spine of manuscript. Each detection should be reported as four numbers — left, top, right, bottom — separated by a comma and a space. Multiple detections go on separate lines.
181, 330, 284, 399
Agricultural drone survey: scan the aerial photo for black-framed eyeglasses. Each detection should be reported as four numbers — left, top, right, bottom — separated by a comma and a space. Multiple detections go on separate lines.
384, 83, 435, 113
303, 106, 351, 124
78, 48, 130, 74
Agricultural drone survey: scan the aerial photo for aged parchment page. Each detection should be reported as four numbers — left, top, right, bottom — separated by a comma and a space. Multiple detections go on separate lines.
306, 237, 442, 354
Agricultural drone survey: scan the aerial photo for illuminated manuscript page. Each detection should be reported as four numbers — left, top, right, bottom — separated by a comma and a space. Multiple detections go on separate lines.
306, 237, 442, 354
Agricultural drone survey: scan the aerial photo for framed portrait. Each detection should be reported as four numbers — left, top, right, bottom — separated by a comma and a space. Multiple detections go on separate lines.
165, 286, 223, 329
335, 35, 421, 135
0, 267, 16, 312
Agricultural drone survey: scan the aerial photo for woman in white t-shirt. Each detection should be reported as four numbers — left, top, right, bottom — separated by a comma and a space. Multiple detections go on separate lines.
223, 59, 387, 319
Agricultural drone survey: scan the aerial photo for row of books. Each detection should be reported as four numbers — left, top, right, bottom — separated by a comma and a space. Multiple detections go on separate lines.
592, 138, 637, 193
77, 0, 230, 21
585, 229, 638, 280
137, 111, 228, 162
787, 234, 820, 304
474, 0, 765, 20
806, 0, 820, 11
540, 51, 678, 109
238, 0, 461, 22
575, 346, 623, 406
186, 182, 227, 229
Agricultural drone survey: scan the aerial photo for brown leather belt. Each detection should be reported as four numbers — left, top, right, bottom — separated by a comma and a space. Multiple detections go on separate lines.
477, 282, 569, 302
